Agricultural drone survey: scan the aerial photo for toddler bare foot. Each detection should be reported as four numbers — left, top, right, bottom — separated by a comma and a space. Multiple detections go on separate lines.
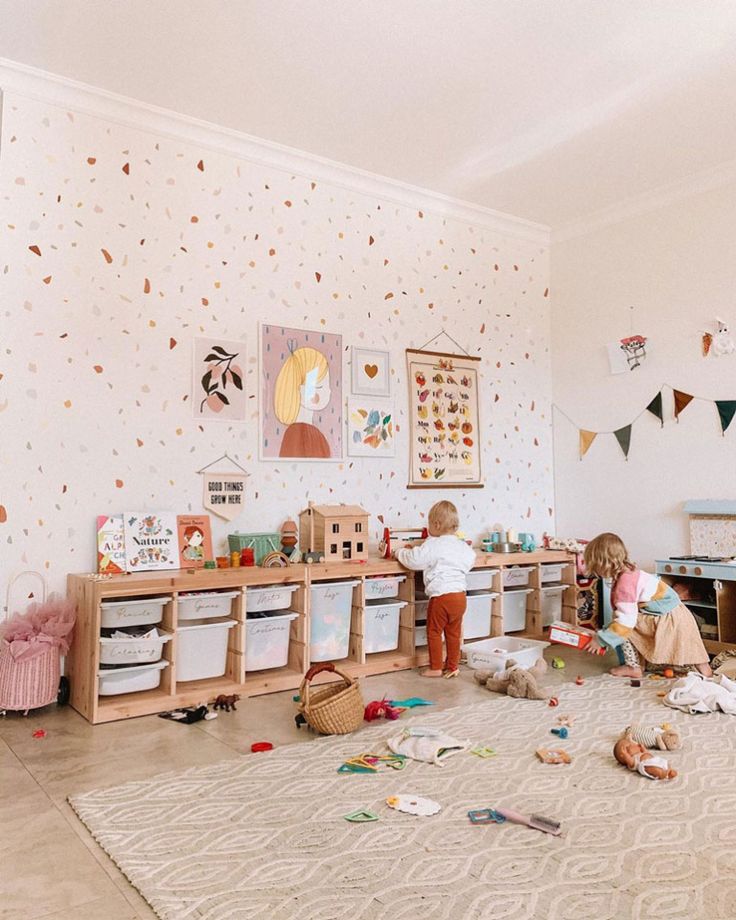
421, 668, 443, 678
610, 664, 643, 678
696, 662, 713, 678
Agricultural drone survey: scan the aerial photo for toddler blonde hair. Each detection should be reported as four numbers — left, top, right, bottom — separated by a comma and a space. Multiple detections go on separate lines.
428, 501, 460, 535
583, 532, 634, 579
274, 346, 329, 425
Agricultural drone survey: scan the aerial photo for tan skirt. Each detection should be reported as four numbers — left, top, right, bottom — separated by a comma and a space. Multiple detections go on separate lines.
628, 603, 709, 666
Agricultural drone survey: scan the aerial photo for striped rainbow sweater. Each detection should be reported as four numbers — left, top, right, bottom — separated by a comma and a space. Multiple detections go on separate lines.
597, 568, 680, 650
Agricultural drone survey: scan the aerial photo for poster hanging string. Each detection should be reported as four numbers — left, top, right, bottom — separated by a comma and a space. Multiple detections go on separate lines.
415, 329, 471, 357
196, 453, 250, 475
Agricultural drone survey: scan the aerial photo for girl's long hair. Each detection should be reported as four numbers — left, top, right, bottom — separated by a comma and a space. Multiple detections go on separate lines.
583, 532, 634, 579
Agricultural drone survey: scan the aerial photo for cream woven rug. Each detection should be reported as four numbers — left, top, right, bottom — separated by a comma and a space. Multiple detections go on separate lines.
70, 677, 736, 920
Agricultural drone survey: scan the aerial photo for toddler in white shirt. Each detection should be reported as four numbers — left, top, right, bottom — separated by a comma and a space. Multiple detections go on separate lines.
397, 501, 475, 678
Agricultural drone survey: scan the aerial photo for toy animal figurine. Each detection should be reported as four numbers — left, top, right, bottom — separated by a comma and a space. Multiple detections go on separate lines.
620, 723, 680, 751
473, 657, 549, 701
213, 693, 240, 712
613, 735, 677, 780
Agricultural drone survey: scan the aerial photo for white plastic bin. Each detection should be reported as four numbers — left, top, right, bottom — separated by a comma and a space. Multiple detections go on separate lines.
245, 612, 298, 671
99, 632, 171, 665
100, 596, 170, 628
97, 660, 169, 696
309, 580, 359, 662
503, 588, 532, 632
364, 600, 406, 653
178, 591, 239, 621
466, 569, 498, 592
541, 563, 569, 584
415, 621, 427, 647
245, 584, 299, 613
502, 566, 533, 588
463, 591, 496, 640
541, 585, 565, 627
364, 575, 406, 601
176, 618, 237, 681
462, 636, 549, 671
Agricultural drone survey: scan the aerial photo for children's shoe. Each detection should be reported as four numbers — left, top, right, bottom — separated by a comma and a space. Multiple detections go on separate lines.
443, 669, 459, 679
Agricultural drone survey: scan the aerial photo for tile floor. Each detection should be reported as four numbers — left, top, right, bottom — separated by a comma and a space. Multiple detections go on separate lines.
1, 648, 607, 919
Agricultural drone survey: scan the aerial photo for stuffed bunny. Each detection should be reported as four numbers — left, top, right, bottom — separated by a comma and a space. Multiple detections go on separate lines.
473, 656, 548, 700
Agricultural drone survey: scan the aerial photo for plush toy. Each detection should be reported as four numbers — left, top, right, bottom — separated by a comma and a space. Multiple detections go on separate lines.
473, 657, 549, 700
613, 736, 677, 780
364, 698, 403, 722
620, 723, 680, 751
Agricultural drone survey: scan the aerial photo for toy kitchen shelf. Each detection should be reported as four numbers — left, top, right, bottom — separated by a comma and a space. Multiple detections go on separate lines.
656, 557, 736, 654
67, 549, 574, 724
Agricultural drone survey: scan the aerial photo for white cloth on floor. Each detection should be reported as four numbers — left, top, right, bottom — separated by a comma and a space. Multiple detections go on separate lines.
664, 671, 736, 715
387, 730, 471, 765
632, 752, 670, 779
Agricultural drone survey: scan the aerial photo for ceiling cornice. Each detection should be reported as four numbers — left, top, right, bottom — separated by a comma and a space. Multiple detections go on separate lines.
0, 57, 550, 246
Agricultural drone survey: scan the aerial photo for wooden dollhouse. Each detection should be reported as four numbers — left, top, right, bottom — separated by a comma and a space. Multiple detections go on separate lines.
299, 502, 369, 562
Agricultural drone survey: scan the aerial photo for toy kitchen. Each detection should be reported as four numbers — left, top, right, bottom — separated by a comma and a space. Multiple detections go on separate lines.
656, 501, 736, 653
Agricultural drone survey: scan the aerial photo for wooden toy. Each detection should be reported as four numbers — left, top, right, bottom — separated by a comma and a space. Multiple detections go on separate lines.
303, 550, 325, 564
299, 502, 369, 562
535, 747, 571, 764
261, 551, 290, 568
379, 526, 427, 559
280, 520, 299, 554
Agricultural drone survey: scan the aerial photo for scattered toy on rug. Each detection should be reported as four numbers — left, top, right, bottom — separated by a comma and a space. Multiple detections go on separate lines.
470, 745, 497, 758
159, 705, 214, 724
468, 808, 506, 824
213, 693, 240, 712
551, 727, 568, 739
493, 807, 562, 836
386, 794, 441, 816
363, 698, 404, 722
556, 714, 574, 728
548, 696, 559, 707
575, 675, 584, 686
620, 723, 680, 751
388, 727, 471, 765
536, 747, 571, 764
389, 697, 433, 708
251, 741, 273, 753
473, 657, 549, 700
343, 809, 379, 823
551, 657, 565, 669
32, 728, 46, 739
613, 736, 677, 780
338, 753, 407, 773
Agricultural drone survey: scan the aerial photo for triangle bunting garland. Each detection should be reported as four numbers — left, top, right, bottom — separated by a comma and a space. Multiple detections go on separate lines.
645, 391, 664, 427
613, 425, 632, 460
579, 430, 597, 459
716, 400, 736, 435
673, 390, 694, 421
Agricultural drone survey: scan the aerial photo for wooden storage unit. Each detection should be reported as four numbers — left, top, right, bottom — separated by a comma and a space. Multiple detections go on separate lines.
67, 550, 573, 724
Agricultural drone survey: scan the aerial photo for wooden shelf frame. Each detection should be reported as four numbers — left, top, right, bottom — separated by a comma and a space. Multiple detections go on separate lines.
67, 550, 574, 723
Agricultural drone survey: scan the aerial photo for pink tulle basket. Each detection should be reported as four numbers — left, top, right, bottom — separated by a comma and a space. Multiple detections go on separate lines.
0, 641, 60, 712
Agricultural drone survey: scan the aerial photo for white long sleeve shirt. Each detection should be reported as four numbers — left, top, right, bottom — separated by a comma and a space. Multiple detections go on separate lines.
397, 535, 476, 597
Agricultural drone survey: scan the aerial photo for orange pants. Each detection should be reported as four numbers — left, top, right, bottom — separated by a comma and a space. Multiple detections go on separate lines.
426, 592, 466, 671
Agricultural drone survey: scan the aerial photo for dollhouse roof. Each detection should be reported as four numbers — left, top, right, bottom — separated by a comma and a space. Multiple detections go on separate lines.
303, 504, 368, 518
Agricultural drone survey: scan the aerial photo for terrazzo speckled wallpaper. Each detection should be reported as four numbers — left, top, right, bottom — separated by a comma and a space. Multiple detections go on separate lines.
0, 91, 553, 598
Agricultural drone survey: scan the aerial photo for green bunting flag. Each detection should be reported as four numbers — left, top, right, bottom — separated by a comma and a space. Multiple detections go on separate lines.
646, 391, 664, 427
613, 425, 632, 460
716, 400, 736, 436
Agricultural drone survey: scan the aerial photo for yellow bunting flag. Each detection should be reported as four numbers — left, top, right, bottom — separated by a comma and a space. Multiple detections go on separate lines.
579, 430, 597, 459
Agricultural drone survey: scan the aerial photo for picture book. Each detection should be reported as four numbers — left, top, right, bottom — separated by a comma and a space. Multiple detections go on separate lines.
97, 514, 126, 574
123, 511, 179, 572
177, 514, 213, 568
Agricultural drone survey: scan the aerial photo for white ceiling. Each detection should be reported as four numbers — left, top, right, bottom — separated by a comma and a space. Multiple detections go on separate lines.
2, 0, 736, 229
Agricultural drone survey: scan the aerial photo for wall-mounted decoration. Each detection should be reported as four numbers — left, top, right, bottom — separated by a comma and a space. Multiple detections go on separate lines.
96, 514, 126, 574
607, 335, 648, 374
123, 511, 178, 572
193, 338, 246, 421
702, 318, 735, 357
406, 347, 483, 488
351, 347, 391, 397
177, 515, 213, 568
260, 325, 342, 460
199, 454, 249, 522
347, 396, 395, 457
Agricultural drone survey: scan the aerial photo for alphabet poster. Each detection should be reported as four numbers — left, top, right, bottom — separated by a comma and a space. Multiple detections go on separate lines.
406, 349, 483, 488
260, 324, 343, 460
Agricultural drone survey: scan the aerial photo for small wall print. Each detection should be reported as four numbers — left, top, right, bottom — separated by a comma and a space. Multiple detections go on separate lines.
260, 325, 343, 460
607, 335, 648, 374
347, 397, 396, 457
351, 347, 391, 397
193, 338, 247, 420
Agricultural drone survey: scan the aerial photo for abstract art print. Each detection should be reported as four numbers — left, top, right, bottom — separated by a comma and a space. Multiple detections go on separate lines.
260, 325, 342, 460
193, 338, 247, 421
406, 348, 483, 488
347, 397, 395, 457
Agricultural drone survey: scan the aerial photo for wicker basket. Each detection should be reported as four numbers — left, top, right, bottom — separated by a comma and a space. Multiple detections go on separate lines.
298, 662, 364, 735
0, 641, 60, 712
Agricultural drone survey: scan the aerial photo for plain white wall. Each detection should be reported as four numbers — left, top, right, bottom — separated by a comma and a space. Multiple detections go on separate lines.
552, 179, 736, 569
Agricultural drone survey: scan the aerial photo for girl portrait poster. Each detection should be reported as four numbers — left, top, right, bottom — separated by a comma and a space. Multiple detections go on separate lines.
260, 324, 343, 460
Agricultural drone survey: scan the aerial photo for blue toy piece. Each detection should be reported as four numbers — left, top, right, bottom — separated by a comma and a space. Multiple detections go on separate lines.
551, 726, 569, 739
468, 808, 506, 825
389, 697, 433, 708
